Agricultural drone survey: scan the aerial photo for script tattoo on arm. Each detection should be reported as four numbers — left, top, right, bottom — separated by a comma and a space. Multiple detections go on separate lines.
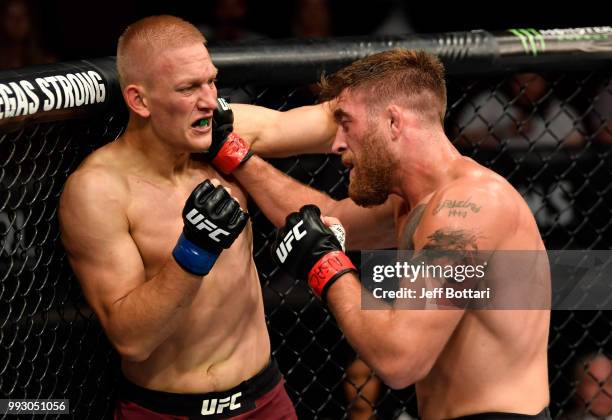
432, 197, 482, 218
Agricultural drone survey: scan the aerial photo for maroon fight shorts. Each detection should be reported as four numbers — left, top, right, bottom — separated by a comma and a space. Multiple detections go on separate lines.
114, 359, 297, 419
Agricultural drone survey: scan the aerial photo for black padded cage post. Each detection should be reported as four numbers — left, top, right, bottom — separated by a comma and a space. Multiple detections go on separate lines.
0, 27, 611, 419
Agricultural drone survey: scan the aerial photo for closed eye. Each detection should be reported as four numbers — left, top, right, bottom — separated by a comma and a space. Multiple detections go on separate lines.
333, 108, 351, 133
177, 86, 195, 94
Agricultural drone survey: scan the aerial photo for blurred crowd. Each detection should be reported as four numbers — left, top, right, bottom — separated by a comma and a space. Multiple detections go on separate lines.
1, 0, 609, 150
0, 0, 54, 69
0, 0, 608, 68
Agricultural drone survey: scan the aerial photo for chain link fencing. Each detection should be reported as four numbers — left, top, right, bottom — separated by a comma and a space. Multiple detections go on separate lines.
1, 45, 611, 419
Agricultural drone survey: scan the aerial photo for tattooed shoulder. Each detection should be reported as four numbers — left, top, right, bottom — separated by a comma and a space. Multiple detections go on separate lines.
423, 228, 482, 252
432, 197, 482, 219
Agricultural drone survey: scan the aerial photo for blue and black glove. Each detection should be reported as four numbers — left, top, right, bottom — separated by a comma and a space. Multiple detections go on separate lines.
173, 180, 249, 276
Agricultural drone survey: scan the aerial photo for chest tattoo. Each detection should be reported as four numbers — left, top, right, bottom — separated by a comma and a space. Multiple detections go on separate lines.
399, 204, 426, 250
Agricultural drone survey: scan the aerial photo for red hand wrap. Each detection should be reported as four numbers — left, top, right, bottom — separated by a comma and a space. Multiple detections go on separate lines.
308, 251, 357, 299
211, 132, 251, 174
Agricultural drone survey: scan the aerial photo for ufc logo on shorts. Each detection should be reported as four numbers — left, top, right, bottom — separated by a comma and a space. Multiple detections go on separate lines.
275, 220, 307, 263
186, 209, 230, 242
201, 391, 242, 415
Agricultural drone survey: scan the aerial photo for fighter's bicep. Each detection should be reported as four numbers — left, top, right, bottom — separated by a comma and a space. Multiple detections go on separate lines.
59, 173, 146, 324
398, 308, 464, 370
66, 228, 146, 322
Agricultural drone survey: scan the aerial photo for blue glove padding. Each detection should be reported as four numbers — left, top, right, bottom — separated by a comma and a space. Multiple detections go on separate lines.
172, 233, 220, 276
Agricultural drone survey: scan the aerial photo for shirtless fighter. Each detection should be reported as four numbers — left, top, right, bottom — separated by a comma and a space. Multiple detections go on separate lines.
220, 49, 552, 419
57, 15, 344, 419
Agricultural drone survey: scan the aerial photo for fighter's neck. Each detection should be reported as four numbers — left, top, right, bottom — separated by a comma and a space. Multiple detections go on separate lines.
116, 129, 193, 182
392, 137, 463, 208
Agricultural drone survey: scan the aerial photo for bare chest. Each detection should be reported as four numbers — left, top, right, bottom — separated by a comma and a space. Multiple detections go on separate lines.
125, 175, 248, 277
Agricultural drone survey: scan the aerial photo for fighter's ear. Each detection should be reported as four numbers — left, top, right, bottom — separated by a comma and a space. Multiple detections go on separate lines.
387, 104, 403, 141
124, 84, 150, 118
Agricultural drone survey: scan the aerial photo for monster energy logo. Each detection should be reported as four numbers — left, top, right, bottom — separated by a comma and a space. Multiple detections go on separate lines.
509, 28, 546, 56
509, 27, 612, 56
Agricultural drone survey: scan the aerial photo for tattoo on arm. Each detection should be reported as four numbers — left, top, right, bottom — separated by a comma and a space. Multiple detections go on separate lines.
421, 228, 483, 270
423, 228, 481, 252
433, 197, 481, 218
421, 229, 485, 293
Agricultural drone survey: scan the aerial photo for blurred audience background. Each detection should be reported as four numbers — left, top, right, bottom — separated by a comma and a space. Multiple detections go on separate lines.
0, 0, 606, 67
0, 0, 55, 69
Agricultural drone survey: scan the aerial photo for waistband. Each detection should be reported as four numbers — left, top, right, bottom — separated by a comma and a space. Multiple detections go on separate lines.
451, 407, 552, 420
117, 359, 281, 418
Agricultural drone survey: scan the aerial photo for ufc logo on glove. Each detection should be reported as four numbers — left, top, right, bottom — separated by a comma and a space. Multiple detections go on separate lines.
272, 205, 357, 301
275, 220, 307, 263
185, 209, 230, 242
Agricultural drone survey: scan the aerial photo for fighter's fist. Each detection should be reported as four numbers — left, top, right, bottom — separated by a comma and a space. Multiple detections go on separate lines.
207, 98, 253, 174
173, 180, 249, 276
272, 205, 357, 301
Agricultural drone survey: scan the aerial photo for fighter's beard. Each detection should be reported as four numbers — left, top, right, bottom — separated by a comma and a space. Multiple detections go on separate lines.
348, 129, 396, 207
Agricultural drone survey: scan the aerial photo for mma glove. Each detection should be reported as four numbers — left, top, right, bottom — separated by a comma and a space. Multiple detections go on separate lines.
272, 205, 357, 302
173, 180, 249, 276
207, 97, 253, 174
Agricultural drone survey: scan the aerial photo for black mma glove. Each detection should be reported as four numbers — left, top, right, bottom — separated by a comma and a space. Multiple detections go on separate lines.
272, 205, 357, 301
208, 97, 253, 174
172, 180, 249, 276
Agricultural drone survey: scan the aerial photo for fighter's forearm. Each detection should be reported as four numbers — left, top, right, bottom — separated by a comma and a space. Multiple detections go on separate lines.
232, 103, 336, 158
326, 276, 425, 389
105, 260, 203, 362
233, 155, 340, 228
326, 275, 396, 370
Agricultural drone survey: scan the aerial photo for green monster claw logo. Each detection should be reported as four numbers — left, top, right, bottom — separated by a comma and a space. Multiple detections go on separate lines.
509, 28, 546, 56
509, 27, 612, 56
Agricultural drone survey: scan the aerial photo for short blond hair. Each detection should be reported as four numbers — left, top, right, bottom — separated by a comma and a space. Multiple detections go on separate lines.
116, 15, 206, 89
